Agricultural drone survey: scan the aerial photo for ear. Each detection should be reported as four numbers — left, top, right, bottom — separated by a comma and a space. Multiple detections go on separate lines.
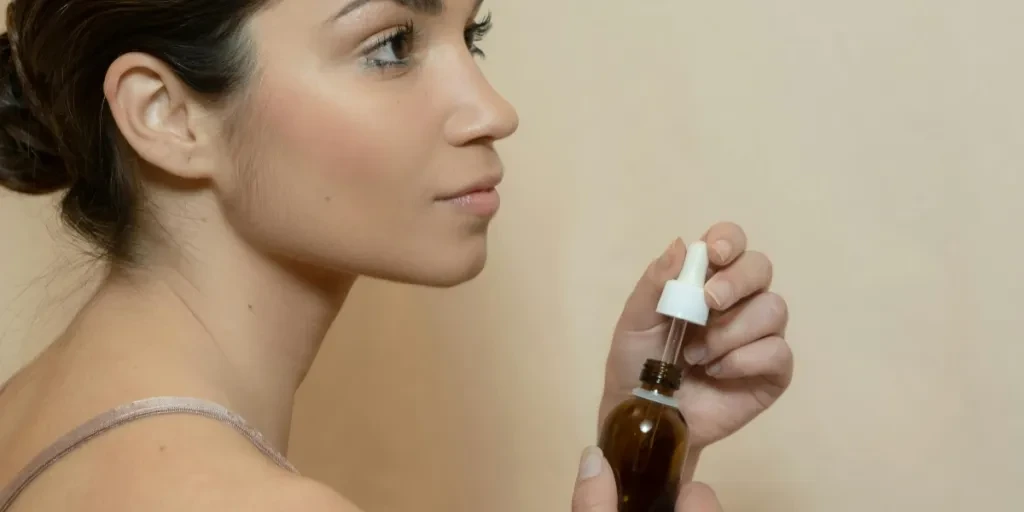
103, 52, 222, 181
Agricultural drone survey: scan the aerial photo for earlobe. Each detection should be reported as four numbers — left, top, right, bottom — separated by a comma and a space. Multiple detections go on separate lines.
103, 52, 219, 181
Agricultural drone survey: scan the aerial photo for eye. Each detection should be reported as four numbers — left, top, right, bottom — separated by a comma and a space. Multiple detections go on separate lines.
363, 23, 416, 68
464, 12, 493, 57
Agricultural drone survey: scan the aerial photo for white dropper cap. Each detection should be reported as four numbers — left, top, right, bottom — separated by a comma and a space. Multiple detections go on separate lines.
655, 241, 710, 326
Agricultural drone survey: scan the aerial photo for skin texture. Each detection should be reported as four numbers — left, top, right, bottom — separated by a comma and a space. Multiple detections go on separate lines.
0, 0, 792, 510
116, 0, 517, 286
210, 0, 517, 285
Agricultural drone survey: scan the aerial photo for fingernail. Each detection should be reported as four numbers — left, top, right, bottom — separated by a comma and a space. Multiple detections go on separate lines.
684, 344, 707, 364
705, 279, 732, 309
706, 363, 722, 376
578, 446, 604, 480
712, 240, 731, 262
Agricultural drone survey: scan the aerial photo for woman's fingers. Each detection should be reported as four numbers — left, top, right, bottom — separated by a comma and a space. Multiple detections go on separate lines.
616, 238, 688, 333
614, 220, 751, 333
702, 222, 747, 267
704, 336, 794, 390
704, 251, 773, 310
572, 447, 619, 512
683, 292, 788, 365
678, 482, 724, 512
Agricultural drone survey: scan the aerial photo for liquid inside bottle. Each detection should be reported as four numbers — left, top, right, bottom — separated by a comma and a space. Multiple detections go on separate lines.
598, 359, 689, 512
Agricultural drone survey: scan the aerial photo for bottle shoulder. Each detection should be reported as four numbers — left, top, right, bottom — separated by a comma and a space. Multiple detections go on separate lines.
602, 395, 687, 430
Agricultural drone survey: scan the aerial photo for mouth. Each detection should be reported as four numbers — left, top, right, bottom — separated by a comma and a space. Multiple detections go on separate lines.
437, 175, 503, 217
437, 174, 503, 201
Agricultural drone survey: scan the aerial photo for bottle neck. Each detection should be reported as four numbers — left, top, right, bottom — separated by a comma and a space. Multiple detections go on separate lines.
640, 380, 678, 397
638, 358, 682, 397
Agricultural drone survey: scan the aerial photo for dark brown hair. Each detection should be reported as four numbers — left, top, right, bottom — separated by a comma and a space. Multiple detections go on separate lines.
0, 0, 271, 261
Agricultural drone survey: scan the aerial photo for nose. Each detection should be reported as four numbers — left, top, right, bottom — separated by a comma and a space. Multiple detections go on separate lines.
443, 61, 520, 147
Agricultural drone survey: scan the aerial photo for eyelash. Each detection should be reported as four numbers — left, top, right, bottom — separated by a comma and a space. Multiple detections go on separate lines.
466, 12, 493, 58
362, 12, 494, 70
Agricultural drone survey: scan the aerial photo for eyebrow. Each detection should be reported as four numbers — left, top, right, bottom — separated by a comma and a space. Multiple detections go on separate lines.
332, 0, 443, 21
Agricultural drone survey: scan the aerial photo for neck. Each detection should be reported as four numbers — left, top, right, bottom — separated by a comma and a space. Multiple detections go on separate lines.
69, 238, 354, 452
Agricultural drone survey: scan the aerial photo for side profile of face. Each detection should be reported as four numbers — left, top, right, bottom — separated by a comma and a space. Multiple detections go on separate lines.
108, 0, 519, 287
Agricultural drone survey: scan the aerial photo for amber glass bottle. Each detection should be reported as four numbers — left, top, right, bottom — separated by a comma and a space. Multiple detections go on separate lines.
599, 240, 708, 511
598, 359, 690, 512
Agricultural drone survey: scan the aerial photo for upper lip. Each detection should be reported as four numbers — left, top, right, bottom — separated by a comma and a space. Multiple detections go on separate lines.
438, 174, 503, 200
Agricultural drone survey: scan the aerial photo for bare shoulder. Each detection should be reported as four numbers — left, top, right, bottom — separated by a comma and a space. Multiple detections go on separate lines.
4, 412, 363, 512
101, 469, 366, 512
242, 475, 364, 512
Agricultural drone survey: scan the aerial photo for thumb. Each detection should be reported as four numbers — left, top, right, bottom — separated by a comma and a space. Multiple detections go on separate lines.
677, 482, 724, 512
571, 446, 618, 512
616, 238, 688, 334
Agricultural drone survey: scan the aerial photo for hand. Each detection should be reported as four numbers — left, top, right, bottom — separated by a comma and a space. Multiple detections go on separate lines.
600, 223, 794, 454
572, 447, 723, 511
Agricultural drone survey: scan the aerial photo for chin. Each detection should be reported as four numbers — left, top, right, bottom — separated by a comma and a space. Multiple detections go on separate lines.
387, 233, 491, 288
421, 245, 489, 288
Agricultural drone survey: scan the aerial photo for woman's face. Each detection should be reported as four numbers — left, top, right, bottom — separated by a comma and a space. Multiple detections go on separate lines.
220, 0, 518, 286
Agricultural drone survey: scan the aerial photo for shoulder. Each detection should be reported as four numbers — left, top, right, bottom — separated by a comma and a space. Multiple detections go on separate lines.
240, 475, 364, 512
116, 416, 366, 512
5, 410, 364, 512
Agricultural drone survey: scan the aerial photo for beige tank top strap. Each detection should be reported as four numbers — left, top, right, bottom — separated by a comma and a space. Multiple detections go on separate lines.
0, 396, 297, 511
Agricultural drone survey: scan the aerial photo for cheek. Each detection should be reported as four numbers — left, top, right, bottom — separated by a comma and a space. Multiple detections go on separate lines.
218, 74, 440, 269
260, 85, 400, 196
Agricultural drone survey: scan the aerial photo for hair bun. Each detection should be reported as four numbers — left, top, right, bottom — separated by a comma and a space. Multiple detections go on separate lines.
0, 31, 70, 195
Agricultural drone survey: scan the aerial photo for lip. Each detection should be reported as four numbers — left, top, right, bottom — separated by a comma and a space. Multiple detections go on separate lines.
437, 174, 503, 201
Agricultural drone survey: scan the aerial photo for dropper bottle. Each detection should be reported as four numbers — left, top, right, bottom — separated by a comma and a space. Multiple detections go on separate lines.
598, 241, 711, 512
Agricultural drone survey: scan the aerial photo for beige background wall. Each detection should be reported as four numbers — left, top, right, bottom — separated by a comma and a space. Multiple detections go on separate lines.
2, 1, 1022, 511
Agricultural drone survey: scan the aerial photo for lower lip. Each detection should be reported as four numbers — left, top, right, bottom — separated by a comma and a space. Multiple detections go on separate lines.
442, 188, 500, 216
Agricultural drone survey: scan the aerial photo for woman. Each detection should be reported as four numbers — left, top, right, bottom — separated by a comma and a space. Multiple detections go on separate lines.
0, 0, 793, 510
